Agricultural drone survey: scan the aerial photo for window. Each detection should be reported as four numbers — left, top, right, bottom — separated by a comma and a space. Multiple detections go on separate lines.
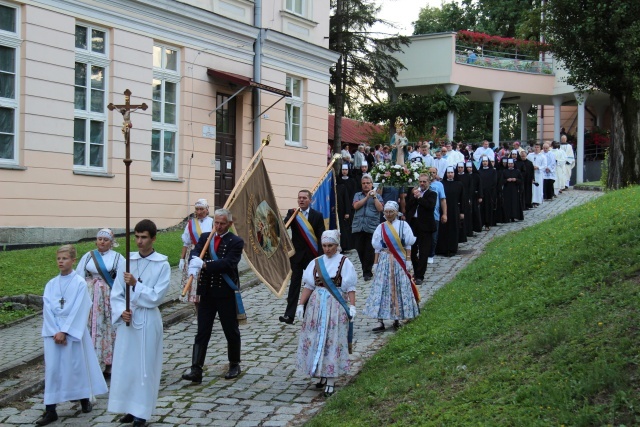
285, 76, 303, 146
285, 0, 305, 16
0, 3, 19, 164
152, 44, 180, 176
74, 24, 109, 170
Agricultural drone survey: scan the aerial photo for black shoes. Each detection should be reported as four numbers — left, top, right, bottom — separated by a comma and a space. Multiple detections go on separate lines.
119, 413, 134, 423
278, 315, 294, 324
80, 398, 92, 413
315, 377, 327, 388
393, 320, 401, 330
181, 368, 203, 384
363, 275, 372, 281
182, 344, 206, 383
372, 322, 385, 332
324, 384, 335, 397
132, 419, 147, 427
35, 411, 58, 426
225, 363, 241, 379
415, 278, 423, 285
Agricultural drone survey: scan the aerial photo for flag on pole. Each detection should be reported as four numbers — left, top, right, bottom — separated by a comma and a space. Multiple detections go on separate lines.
311, 169, 338, 231
226, 158, 294, 297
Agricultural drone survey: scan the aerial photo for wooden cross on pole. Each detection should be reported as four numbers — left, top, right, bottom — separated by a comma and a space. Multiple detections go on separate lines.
107, 89, 147, 326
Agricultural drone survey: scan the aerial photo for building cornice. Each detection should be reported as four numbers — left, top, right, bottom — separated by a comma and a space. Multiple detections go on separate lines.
26, 0, 258, 64
262, 29, 339, 83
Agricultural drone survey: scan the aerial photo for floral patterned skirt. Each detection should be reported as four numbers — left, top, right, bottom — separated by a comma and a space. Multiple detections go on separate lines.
296, 288, 350, 378
363, 251, 419, 320
87, 277, 116, 370
180, 246, 199, 303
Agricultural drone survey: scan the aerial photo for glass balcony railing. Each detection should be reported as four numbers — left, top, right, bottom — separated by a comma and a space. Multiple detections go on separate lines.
455, 45, 554, 75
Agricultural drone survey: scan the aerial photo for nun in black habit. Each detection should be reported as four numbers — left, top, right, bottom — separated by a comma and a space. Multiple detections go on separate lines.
337, 163, 357, 251
436, 166, 464, 257
466, 161, 483, 233
477, 156, 497, 230
501, 158, 524, 222
455, 162, 473, 241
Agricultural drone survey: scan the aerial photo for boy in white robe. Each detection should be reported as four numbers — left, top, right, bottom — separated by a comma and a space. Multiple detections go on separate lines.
36, 245, 108, 426
108, 219, 171, 427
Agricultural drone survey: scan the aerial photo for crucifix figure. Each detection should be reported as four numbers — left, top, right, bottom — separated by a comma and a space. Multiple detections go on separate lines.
59, 297, 65, 309
107, 90, 148, 326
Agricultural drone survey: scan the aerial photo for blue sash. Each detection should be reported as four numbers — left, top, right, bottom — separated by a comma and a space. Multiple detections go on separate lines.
90, 250, 114, 289
315, 257, 353, 354
209, 237, 247, 322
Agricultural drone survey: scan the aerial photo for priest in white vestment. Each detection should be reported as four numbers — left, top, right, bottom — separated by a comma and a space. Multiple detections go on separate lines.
552, 141, 567, 195
37, 245, 108, 426
559, 135, 575, 188
473, 140, 496, 162
527, 143, 547, 206
108, 220, 171, 427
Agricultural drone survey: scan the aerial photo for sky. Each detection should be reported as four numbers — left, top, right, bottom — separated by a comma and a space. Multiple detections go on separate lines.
372, 0, 446, 37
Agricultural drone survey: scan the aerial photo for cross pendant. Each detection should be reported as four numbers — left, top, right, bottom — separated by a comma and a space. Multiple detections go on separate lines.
59, 297, 65, 309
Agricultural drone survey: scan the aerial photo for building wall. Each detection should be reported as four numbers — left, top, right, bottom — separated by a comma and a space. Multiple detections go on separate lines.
0, 0, 337, 246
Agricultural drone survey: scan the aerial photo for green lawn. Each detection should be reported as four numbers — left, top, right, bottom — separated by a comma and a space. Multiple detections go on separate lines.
308, 186, 640, 426
0, 230, 183, 298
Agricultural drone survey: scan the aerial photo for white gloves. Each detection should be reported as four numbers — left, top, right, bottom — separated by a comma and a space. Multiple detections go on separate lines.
295, 304, 304, 320
179, 259, 185, 270
372, 263, 378, 273
188, 257, 204, 277
349, 305, 356, 320
406, 260, 413, 271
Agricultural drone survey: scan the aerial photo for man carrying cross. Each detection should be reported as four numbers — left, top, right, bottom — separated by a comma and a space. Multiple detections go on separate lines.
108, 220, 170, 427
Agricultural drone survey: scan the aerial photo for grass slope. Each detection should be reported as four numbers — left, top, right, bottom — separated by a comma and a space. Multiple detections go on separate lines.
309, 187, 640, 426
0, 230, 182, 298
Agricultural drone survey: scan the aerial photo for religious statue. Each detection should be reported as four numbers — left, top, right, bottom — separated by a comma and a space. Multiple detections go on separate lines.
390, 116, 409, 165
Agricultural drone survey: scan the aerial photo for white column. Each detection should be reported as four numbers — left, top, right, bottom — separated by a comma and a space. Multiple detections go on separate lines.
552, 95, 563, 141
575, 92, 588, 184
490, 91, 504, 145
444, 84, 459, 141
518, 103, 531, 142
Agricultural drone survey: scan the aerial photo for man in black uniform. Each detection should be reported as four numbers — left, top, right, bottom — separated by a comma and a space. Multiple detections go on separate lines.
280, 190, 325, 324
182, 208, 244, 383
405, 173, 437, 285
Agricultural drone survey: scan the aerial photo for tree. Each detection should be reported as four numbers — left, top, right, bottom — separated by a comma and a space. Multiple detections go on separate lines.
330, 0, 409, 163
544, 0, 640, 189
412, 2, 472, 35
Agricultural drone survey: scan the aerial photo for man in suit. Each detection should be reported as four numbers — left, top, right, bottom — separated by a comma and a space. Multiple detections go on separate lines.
280, 190, 325, 324
182, 208, 244, 383
405, 173, 437, 285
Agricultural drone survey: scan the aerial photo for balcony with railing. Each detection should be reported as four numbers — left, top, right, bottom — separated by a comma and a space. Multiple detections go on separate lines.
455, 30, 553, 75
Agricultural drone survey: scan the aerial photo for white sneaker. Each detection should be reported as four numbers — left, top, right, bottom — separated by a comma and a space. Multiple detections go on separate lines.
427, 257, 434, 264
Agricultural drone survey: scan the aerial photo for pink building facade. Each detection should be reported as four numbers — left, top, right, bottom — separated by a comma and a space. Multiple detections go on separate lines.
0, 0, 338, 246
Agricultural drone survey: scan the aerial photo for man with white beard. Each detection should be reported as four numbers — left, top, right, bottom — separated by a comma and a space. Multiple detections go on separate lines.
527, 143, 547, 207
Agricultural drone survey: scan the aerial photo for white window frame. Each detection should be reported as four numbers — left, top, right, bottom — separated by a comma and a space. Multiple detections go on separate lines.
284, 0, 309, 18
151, 43, 180, 178
285, 75, 304, 147
73, 23, 109, 172
0, 1, 20, 166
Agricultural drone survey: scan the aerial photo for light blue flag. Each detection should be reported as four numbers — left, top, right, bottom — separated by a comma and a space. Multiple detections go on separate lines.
311, 169, 338, 230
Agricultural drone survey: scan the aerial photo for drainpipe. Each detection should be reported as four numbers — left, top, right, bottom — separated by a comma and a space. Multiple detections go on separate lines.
253, 0, 263, 153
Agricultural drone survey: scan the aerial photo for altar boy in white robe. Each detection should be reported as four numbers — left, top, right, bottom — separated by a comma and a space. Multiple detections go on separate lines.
108, 219, 171, 427
527, 142, 547, 207
36, 245, 108, 426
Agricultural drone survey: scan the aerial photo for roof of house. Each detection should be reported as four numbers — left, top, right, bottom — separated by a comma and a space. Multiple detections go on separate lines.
328, 115, 384, 146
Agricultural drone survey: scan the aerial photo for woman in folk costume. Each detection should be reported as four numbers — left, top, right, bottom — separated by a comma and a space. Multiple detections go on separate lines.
295, 230, 357, 397
36, 245, 108, 426
364, 201, 418, 332
75, 228, 125, 376
179, 198, 213, 312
